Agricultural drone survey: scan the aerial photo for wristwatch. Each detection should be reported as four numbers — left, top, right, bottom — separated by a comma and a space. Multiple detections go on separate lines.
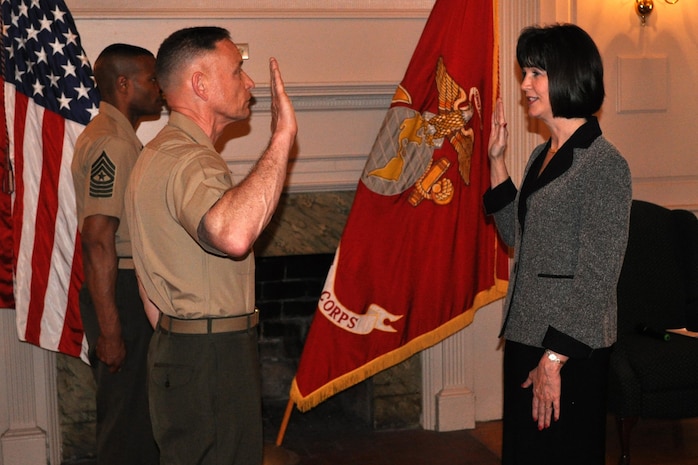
545, 349, 566, 365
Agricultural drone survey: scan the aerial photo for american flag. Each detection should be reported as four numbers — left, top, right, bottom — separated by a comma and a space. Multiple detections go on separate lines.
1, 0, 99, 360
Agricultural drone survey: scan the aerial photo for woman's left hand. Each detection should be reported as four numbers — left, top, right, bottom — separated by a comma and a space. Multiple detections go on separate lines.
521, 353, 566, 430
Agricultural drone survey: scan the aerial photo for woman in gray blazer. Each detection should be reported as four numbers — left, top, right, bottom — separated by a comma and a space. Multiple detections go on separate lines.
484, 24, 632, 465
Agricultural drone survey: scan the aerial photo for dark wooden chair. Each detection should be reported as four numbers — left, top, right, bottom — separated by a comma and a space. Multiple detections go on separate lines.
608, 200, 698, 465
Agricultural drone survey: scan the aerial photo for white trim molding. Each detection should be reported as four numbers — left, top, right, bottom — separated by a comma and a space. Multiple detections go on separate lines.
68, 0, 435, 19
632, 175, 698, 213
261, 82, 396, 113
0, 310, 61, 465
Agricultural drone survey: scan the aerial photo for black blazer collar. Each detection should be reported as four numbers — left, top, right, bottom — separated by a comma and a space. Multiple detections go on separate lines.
518, 117, 602, 228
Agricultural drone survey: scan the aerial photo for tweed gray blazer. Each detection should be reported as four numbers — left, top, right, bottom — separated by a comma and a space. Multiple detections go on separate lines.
484, 118, 632, 357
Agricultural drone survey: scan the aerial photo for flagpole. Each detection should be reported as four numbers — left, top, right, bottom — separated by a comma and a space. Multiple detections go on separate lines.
275, 398, 294, 446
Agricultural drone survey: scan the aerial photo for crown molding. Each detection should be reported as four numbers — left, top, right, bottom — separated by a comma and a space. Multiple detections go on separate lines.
255, 82, 396, 112
68, 1, 434, 19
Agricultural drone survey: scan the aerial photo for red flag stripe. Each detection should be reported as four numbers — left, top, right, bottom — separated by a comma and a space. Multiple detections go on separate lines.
0, 77, 14, 308
24, 107, 64, 344
9, 87, 27, 282
58, 231, 85, 356
56, 121, 86, 357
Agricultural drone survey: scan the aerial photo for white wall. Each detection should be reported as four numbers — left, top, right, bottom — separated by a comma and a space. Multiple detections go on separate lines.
540, 0, 698, 211
587, 1, 698, 211
70, 1, 432, 192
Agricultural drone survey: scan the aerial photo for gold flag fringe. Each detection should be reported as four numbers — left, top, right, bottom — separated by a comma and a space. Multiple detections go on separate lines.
276, 280, 507, 446
288, 280, 507, 414
278, 0, 505, 446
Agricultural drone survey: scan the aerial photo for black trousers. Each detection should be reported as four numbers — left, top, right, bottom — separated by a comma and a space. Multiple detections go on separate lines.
80, 269, 159, 465
502, 340, 611, 465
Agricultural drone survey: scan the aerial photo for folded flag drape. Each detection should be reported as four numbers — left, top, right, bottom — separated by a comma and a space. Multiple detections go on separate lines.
1, 0, 99, 361
290, 0, 509, 412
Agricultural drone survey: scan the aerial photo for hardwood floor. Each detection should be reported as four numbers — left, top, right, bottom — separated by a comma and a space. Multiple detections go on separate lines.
470, 416, 698, 465
62, 403, 698, 464
266, 402, 698, 465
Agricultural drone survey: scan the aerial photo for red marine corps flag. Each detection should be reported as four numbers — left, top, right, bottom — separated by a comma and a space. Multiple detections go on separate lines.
1, 0, 99, 360
289, 0, 508, 414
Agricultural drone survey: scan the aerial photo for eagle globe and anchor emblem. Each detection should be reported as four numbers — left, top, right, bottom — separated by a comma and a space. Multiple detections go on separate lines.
362, 56, 482, 207
319, 57, 484, 337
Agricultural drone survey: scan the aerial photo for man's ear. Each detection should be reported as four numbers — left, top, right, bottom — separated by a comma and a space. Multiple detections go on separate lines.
116, 75, 129, 94
192, 71, 208, 101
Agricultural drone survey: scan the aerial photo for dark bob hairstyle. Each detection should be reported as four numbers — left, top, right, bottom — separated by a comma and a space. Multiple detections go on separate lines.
516, 24, 605, 118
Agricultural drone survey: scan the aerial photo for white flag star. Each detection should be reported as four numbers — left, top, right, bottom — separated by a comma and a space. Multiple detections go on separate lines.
32, 80, 45, 97
87, 104, 100, 120
14, 35, 27, 50
61, 62, 76, 77
17, 3, 28, 18
34, 47, 48, 64
26, 25, 39, 42
63, 30, 77, 46
38, 16, 52, 31
74, 82, 90, 99
51, 5, 66, 23
47, 71, 60, 87
76, 51, 90, 68
49, 37, 64, 55
57, 92, 72, 110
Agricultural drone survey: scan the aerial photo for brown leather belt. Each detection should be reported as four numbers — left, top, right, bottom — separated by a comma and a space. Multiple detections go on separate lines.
159, 310, 259, 335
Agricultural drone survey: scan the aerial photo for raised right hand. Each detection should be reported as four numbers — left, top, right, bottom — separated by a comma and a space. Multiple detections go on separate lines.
488, 98, 508, 161
268, 57, 297, 140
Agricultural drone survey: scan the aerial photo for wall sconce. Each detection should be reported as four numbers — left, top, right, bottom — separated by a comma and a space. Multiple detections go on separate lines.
636, 0, 680, 26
